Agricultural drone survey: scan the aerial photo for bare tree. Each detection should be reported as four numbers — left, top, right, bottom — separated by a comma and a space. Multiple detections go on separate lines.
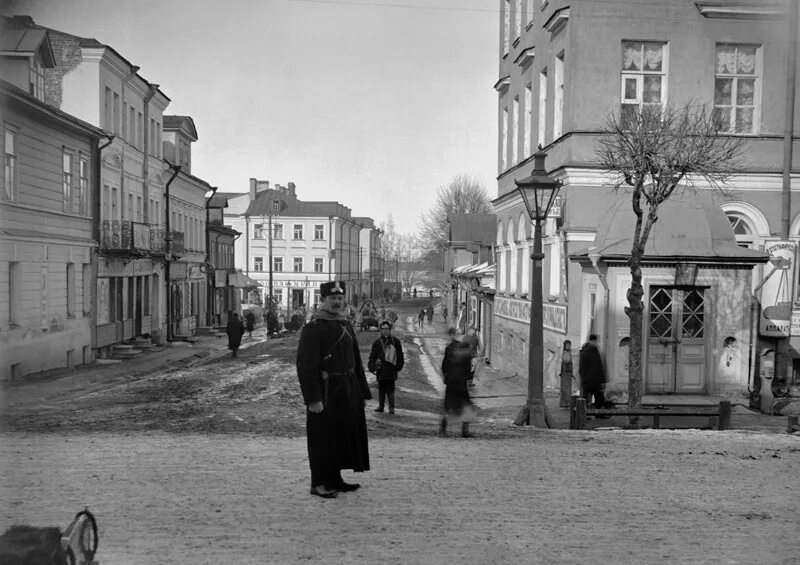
379, 215, 400, 284
396, 233, 425, 294
419, 174, 492, 252
596, 102, 744, 419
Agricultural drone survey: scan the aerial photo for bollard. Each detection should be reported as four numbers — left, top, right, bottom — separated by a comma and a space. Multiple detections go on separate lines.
569, 395, 578, 429
559, 340, 573, 408
718, 400, 731, 431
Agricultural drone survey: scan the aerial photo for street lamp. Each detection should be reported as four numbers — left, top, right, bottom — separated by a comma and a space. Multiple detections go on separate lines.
515, 150, 562, 428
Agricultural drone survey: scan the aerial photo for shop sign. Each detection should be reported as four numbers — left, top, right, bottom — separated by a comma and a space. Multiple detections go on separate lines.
792, 308, 800, 336
170, 262, 187, 280
542, 303, 567, 334
548, 195, 563, 218
215, 270, 227, 288
759, 240, 795, 337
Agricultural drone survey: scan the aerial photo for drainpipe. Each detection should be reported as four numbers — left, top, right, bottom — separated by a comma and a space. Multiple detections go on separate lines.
93, 135, 114, 356
205, 186, 218, 327
142, 83, 160, 224
164, 161, 181, 342
328, 216, 334, 281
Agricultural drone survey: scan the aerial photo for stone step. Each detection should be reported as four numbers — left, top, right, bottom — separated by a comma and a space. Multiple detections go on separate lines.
194, 326, 217, 335
112, 348, 143, 358
132, 337, 153, 347
174, 335, 200, 343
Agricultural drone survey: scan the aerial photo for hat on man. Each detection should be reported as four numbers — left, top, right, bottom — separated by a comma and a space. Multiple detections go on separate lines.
320, 280, 346, 297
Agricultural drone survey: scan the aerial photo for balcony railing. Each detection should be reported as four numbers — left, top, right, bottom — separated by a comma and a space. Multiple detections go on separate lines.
100, 220, 185, 255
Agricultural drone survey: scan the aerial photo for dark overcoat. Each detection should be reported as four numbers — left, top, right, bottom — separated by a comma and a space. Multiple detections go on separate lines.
297, 317, 372, 474
226, 318, 244, 350
441, 340, 473, 415
367, 336, 405, 382
579, 343, 606, 388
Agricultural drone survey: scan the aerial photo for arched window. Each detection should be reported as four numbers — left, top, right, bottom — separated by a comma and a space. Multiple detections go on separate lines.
726, 211, 755, 248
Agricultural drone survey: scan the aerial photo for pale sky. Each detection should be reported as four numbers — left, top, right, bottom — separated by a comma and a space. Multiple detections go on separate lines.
4, 0, 499, 234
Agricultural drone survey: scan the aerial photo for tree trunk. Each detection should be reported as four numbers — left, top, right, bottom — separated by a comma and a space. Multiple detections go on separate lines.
626, 246, 645, 428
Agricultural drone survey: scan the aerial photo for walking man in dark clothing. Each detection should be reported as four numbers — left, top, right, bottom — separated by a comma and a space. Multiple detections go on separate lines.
244, 310, 256, 337
440, 328, 476, 438
579, 334, 609, 408
296, 281, 372, 498
368, 321, 405, 414
226, 313, 245, 357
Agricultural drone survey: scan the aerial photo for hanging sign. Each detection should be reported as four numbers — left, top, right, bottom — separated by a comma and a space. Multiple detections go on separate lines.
759, 241, 795, 337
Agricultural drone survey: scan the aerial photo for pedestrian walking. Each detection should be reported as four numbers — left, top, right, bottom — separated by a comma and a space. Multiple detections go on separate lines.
579, 334, 610, 410
439, 328, 476, 438
417, 309, 425, 330
442, 304, 448, 322
368, 321, 405, 414
426, 303, 434, 324
462, 326, 480, 388
244, 309, 256, 337
296, 281, 372, 499
226, 313, 245, 357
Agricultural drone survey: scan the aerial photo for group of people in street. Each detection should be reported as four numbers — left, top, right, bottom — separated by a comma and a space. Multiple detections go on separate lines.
292, 278, 612, 498
416, 303, 435, 330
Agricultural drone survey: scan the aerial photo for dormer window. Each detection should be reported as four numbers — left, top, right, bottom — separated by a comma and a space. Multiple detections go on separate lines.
29, 58, 44, 101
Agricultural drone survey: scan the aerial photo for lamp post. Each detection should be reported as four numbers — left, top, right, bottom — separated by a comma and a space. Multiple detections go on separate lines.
515, 150, 562, 428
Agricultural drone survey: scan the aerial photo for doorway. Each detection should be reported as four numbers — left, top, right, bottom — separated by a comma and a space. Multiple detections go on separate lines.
292, 289, 305, 311
646, 285, 707, 394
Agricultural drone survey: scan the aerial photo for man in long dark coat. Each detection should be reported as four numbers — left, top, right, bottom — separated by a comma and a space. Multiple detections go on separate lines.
226, 313, 245, 357
579, 334, 608, 408
368, 320, 405, 414
297, 281, 372, 498
440, 328, 476, 438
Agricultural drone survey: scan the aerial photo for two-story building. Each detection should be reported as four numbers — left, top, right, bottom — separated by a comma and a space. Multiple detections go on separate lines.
0, 23, 107, 379
492, 0, 796, 397
225, 179, 382, 313
206, 194, 240, 327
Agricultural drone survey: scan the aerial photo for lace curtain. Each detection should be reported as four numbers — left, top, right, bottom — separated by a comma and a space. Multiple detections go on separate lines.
622, 42, 663, 71
717, 45, 756, 75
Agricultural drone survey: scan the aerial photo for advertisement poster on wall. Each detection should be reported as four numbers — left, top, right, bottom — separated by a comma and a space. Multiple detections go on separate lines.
759, 241, 795, 337
96, 278, 109, 325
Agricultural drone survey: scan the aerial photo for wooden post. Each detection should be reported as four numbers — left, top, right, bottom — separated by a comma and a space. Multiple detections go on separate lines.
559, 340, 573, 407
569, 395, 578, 429
575, 397, 587, 430
787, 415, 799, 434
718, 400, 731, 431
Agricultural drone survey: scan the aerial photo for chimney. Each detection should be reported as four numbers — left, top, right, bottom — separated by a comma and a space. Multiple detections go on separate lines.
288, 182, 296, 196
256, 180, 270, 193
249, 178, 257, 201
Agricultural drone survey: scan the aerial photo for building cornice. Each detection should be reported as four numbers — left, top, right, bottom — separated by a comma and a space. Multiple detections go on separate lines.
695, 1, 785, 20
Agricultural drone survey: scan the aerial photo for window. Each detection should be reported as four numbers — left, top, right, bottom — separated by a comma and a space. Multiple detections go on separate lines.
112, 187, 118, 221
273, 257, 283, 272
79, 157, 89, 215
127, 194, 134, 221
9, 262, 20, 326
293, 224, 304, 240
726, 212, 755, 248
129, 106, 136, 145
511, 96, 519, 164
67, 263, 76, 317
273, 223, 284, 240
503, 0, 510, 54
524, 84, 532, 157
554, 53, 564, 139
62, 151, 73, 213
149, 118, 155, 155
254, 223, 264, 239
271, 199, 280, 212
538, 70, 547, 147
621, 41, 667, 122
273, 289, 283, 307
137, 112, 143, 150
136, 196, 142, 222
500, 105, 508, 171
254, 257, 264, 271
314, 224, 324, 240
314, 257, 324, 273
30, 58, 44, 100
3, 128, 16, 201
516, 0, 523, 39
104, 87, 112, 131
82, 264, 92, 315
113, 92, 120, 135
293, 257, 303, 272
526, 0, 534, 25
156, 122, 161, 158
714, 44, 759, 134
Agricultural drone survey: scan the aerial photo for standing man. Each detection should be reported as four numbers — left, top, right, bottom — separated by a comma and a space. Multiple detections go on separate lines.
579, 334, 608, 409
296, 281, 372, 499
368, 321, 405, 414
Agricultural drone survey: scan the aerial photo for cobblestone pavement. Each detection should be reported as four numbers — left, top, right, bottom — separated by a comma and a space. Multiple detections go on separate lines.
1, 430, 798, 564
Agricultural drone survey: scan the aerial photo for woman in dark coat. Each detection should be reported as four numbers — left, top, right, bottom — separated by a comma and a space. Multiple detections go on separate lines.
368, 321, 405, 414
244, 310, 256, 337
440, 328, 476, 438
226, 313, 245, 357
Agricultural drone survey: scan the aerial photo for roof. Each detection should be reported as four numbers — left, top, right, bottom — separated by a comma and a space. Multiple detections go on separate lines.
208, 195, 229, 208
163, 115, 198, 141
0, 78, 108, 139
448, 213, 496, 246
451, 262, 496, 293
572, 190, 769, 264
0, 27, 55, 66
244, 188, 352, 219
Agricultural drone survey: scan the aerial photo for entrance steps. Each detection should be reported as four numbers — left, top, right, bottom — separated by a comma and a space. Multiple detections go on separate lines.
173, 335, 200, 343
194, 326, 217, 336
112, 344, 142, 359
131, 337, 156, 350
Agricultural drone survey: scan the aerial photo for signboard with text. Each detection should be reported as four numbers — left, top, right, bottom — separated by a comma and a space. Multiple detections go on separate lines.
759, 240, 795, 337
494, 296, 567, 334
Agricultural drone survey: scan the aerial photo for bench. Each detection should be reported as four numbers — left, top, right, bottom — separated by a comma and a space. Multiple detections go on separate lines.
569, 396, 731, 430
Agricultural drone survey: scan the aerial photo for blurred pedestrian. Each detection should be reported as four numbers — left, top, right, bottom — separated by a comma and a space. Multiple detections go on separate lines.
368, 321, 405, 414
244, 309, 256, 337
462, 326, 480, 388
442, 304, 448, 322
440, 328, 476, 438
226, 313, 245, 357
426, 303, 434, 324
296, 281, 372, 498
417, 309, 425, 330
579, 334, 609, 410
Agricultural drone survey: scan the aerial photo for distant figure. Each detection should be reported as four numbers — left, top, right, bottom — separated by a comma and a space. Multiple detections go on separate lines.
426, 304, 434, 324
244, 310, 256, 337
429, 289, 434, 298
226, 313, 245, 357
579, 334, 609, 409
417, 309, 425, 330
462, 326, 480, 388
440, 328, 476, 438
442, 304, 448, 321
413, 287, 417, 298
